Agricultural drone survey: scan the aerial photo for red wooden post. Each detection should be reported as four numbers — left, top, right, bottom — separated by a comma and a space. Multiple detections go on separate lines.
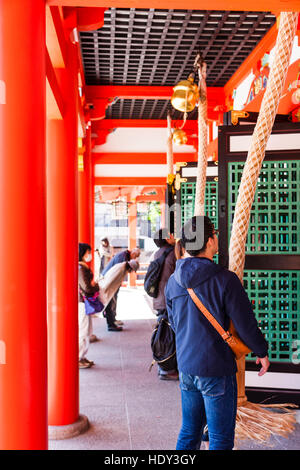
0, 0, 48, 450
47, 42, 82, 431
79, 126, 92, 246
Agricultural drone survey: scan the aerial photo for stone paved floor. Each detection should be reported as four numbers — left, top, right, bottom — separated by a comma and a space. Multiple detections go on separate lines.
49, 287, 300, 451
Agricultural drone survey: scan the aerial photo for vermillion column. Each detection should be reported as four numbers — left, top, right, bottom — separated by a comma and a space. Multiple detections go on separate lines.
47, 42, 88, 436
0, 0, 47, 450
78, 125, 92, 245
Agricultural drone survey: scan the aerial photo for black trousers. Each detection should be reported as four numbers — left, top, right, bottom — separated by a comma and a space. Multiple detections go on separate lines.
104, 290, 119, 328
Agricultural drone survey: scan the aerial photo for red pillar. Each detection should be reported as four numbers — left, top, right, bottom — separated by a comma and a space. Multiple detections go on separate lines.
0, 0, 47, 450
47, 43, 79, 426
78, 125, 92, 245
91, 151, 96, 272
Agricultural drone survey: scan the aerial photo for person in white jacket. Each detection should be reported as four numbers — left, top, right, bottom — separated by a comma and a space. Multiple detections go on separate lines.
97, 259, 139, 329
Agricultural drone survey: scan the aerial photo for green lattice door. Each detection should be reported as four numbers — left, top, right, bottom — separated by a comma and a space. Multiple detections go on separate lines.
218, 122, 300, 395
175, 161, 218, 228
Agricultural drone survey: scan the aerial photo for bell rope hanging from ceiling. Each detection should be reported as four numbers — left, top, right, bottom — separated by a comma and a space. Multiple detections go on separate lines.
166, 111, 175, 234
166, 111, 174, 181
171, 54, 200, 128
193, 52, 208, 217
170, 51, 208, 217
228, 11, 299, 443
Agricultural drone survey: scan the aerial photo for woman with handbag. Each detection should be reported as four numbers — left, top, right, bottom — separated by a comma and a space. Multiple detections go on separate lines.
78, 243, 101, 369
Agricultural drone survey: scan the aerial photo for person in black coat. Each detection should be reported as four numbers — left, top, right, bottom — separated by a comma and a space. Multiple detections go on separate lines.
165, 216, 270, 450
152, 228, 178, 381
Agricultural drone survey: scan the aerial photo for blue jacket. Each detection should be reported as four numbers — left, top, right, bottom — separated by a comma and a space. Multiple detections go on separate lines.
165, 257, 268, 377
102, 250, 130, 276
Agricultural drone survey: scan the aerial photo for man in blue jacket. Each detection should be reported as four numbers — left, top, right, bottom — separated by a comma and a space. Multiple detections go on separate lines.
165, 216, 269, 450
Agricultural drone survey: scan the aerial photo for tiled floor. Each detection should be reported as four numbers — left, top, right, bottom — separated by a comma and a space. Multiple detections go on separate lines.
49, 287, 300, 451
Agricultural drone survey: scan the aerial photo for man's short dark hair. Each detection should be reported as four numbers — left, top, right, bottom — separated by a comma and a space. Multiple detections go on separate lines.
153, 228, 170, 248
180, 216, 214, 256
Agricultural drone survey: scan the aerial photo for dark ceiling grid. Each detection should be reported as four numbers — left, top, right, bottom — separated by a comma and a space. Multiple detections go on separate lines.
175, 10, 212, 81
159, 10, 193, 85
146, 11, 194, 120
93, 31, 100, 81
79, 9, 276, 120
164, 10, 232, 122
109, 8, 116, 83
122, 8, 135, 86
147, 10, 174, 85
136, 9, 155, 83
211, 12, 267, 85
208, 11, 249, 84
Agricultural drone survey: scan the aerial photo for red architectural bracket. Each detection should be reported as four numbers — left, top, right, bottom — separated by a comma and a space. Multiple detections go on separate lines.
94, 128, 114, 145
77, 7, 107, 31
87, 98, 113, 121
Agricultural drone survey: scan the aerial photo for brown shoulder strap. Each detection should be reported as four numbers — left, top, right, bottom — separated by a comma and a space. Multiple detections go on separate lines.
187, 288, 231, 342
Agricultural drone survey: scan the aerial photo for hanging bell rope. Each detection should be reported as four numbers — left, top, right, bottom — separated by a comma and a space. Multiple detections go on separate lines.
194, 54, 208, 217
166, 112, 174, 180
228, 11, 299, 444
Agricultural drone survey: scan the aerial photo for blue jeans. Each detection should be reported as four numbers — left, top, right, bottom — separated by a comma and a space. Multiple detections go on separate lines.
176, 373, 237, 451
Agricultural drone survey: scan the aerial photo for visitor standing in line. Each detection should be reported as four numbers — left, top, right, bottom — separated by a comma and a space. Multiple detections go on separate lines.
165, 216, 269, 450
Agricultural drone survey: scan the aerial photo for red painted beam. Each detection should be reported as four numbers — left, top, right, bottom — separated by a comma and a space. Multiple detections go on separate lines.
93, 119, 198, 131
87, 86, 225, 121
86, 85, 173, 101
86, 85, 224, 105
46, 48, 65, 117
135, 194, 165, 202
224, 22, 278, 100
94, 177, 166, 186
93, 152, 197, 165
48, 6, 68, 66
47, 1, 300, 13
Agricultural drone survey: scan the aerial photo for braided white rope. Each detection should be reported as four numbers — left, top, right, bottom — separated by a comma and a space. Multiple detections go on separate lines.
229, 12, 298, 282
194, 63, 208, 216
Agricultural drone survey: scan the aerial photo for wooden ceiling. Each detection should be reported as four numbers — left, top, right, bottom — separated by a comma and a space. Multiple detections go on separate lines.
79, 9, 276, 120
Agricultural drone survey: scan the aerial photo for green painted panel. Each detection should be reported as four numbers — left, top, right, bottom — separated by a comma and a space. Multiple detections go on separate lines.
228, 160, 300, 254
181, 180, 218, 228
244, 270, 300, 363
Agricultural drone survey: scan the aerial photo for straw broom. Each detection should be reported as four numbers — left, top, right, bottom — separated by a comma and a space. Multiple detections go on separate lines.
228, 12, 299, 443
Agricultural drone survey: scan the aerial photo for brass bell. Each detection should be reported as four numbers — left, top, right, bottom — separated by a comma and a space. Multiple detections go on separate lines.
171, 73, 199, 113
173, 129, 188, 145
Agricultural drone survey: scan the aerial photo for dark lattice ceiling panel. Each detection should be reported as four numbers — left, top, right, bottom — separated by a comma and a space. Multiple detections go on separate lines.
79, 9, 276, 119
106, 98, 197, 120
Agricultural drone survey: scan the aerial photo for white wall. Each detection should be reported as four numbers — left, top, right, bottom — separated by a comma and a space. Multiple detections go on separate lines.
92, 127, 196, 154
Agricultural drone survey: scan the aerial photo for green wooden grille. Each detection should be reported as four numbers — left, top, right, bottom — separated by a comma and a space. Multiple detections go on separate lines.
244, 270, 300, 363
180, 180, 218, 228
228, 160, 300, 254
